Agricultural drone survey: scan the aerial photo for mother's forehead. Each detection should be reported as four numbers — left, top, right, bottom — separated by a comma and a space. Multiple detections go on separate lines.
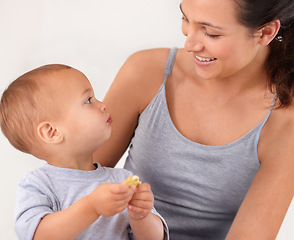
180, 0, 241, 26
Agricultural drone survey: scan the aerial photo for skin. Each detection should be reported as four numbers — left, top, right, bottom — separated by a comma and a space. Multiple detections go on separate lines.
32, 68, 164, 240
94, 0, 294, 239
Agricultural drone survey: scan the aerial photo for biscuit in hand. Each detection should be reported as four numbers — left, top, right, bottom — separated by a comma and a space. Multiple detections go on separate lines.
124, 175, 142, 187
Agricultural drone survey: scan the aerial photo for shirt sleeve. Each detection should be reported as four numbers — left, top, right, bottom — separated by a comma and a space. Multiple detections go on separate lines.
151, 207, 170, 240
14, 174, 56, 240
127, 207, 169, 240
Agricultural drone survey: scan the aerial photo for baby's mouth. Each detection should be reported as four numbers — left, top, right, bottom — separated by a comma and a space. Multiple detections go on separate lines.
107, 115, 112, 124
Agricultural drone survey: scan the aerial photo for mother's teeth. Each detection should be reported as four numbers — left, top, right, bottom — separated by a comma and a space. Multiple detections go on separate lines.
196, 56, 216, 62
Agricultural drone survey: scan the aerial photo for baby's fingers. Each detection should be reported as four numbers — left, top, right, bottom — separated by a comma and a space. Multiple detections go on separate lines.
109, 183, 135, 200
132, 184, 154, 202
128, 204, 150, 220
129, 197, 153, 210
136, 182, 151, 192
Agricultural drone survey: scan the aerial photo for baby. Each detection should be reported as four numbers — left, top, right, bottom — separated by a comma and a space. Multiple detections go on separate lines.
0, 64, 168, 240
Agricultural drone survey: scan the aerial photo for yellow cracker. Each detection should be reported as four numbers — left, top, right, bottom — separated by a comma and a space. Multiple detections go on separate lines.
123, 175, 142, 187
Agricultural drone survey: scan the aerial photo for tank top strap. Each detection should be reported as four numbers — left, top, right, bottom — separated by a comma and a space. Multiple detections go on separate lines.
163, 47, 178, 84
271, 92, 278, 109
257, 92, 277, 134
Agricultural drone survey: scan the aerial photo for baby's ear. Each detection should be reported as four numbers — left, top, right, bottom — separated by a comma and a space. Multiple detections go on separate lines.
37, 122, 64, 144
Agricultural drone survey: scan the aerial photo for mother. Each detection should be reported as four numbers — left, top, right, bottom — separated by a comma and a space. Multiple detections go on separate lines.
94, 0, 294, 239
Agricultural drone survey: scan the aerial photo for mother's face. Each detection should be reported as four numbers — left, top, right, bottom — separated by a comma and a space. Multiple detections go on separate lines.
180, 0, 265, 81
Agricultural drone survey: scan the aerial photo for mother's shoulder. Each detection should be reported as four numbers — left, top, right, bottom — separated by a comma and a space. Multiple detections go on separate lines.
260, 100, 294, 157
123, 47, 190, 82
273, 100, 294, 124
116, 48, 173, 91
126, 48, 172, 72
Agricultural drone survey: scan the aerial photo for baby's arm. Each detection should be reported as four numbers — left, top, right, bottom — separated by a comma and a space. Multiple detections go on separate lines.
128, 183, 165, 240
33, 183, 134, 240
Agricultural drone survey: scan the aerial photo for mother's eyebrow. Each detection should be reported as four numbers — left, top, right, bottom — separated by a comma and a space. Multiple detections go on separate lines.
179, 3, 224, 30
197, 21, 224, 30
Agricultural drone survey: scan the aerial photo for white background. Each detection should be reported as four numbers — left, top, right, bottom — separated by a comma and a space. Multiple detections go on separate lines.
0, 0, 292, 239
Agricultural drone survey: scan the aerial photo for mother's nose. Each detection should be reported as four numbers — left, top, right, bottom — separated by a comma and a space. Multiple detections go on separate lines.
184, 28, 204, 52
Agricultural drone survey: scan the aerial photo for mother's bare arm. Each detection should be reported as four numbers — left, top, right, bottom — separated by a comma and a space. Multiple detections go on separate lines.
93, 49, 169, 167
226, 105, 294, 239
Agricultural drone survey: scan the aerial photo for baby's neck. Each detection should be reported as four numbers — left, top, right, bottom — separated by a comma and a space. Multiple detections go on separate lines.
46, 155, 96, 171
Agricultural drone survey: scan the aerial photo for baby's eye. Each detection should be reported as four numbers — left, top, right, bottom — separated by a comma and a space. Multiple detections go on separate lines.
85, 97, 92, 104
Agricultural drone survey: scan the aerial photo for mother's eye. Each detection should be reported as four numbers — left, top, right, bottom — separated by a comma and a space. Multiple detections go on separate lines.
181, 15, 189, 23
205, 32, 221, 38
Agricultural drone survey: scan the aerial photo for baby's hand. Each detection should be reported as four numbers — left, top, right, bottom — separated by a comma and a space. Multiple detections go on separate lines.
127, 183, 154, 220
88, 183, 135, 217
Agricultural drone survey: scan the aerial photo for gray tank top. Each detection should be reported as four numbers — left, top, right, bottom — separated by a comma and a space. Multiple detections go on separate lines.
124, 48, 275, 239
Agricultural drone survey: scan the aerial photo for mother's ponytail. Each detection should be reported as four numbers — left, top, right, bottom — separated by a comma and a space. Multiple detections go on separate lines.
267, 17, 294, 107
235, 0, 294, 107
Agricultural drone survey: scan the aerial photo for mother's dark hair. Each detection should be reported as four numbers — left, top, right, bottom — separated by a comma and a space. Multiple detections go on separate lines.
235, 0, 294, 107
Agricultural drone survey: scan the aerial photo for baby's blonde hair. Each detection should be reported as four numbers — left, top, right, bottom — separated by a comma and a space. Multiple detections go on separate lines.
0, 64, 71, 155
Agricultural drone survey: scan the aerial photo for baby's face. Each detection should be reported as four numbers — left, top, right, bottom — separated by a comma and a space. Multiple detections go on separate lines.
49, 68, 112, 155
